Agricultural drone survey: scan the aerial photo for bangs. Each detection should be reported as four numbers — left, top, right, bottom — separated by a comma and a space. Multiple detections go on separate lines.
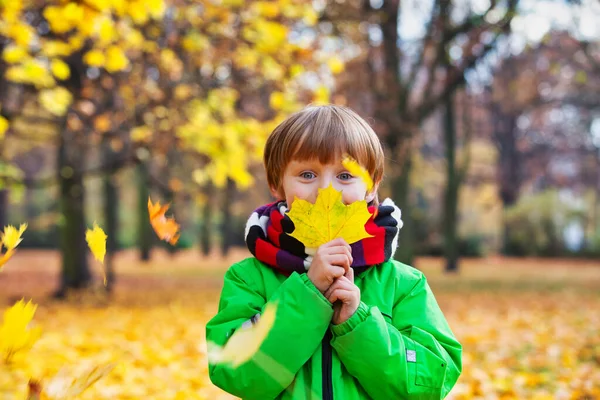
287, 107, 378, 177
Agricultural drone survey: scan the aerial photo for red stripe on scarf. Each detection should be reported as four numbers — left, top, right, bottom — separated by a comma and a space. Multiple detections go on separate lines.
256, 239, 279, 267
363, 216, 385, 265
267, 208, 284, 247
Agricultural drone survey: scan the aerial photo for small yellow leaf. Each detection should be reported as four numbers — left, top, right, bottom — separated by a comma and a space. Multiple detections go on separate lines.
83, 49, 105, 67
2, 45, 28, 64
0, 299, 42, 363
105, 45, 129, 72
208, 302, 277, 368
148, 198, 180, 245
50, 59, 70, 80
342, 155, 373, 191
38, 361, 116, 399
39, 87, 72, 116
328, 57, 345, 75
286, 184, 373, 249
1, 223, 27, 250
85, 223, 106, 264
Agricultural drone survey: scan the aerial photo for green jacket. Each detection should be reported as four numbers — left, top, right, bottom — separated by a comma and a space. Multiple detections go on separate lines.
206, 257, 462, 399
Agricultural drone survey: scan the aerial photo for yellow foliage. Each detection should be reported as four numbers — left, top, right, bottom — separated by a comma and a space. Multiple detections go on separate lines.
50, 59, 70, 80
312, 85, 330, 105
7, 22, 34, 47
7, 60, 55, 88
286, 184, 373, 249
83, 49, 105, 67
105, 45, 129, 72
40, 41, 72, 58
39, 88, 72, 116
327, 57, 345, 75
2, 45, 28, 64
0, 299, 41, 363
0, 116, 8, 140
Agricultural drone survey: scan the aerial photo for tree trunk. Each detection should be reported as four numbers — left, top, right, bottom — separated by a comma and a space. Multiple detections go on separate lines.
391, 155, 415, 266
102, 140, 118, 291
443, 93, 460, 273
55, 128, 91, 297
220, 179, 235, 257
137, 160, 153, 262
200, 183, 213, 256
497, 116, 520, 254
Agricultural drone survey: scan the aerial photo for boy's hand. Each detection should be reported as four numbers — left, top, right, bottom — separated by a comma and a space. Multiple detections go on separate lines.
307, 238, 352, 293
324, 267, 360, 325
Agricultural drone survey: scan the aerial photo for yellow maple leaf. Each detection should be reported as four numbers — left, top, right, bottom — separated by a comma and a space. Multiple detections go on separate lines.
0, 299, 42, 363
342, 155, 374, 192
148, 197, 180, 245
0, 223, 27, 270
286, 184, 373, 249
30, 361, 115, 399
85, 223, 106, 264
208, 302, 277, 368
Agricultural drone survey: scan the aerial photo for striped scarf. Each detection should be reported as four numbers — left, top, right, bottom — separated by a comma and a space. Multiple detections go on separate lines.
245, 198, 402, 276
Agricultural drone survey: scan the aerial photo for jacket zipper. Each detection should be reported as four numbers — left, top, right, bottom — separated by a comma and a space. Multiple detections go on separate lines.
322, 329, 333, 400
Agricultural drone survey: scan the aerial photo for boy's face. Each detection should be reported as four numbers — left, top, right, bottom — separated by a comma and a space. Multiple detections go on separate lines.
272, 157, 377, 206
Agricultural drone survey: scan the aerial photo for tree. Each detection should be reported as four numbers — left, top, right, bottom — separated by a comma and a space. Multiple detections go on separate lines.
326, 0, 519, 265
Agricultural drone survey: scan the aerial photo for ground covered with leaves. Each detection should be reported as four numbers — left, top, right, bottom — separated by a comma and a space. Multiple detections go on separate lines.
0, 250, 599, 399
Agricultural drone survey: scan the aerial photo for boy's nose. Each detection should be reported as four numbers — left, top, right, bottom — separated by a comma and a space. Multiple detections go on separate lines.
318, 177, 333, 189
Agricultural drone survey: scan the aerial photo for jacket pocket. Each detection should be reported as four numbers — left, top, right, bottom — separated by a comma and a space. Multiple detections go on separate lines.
404, 336, 445, 392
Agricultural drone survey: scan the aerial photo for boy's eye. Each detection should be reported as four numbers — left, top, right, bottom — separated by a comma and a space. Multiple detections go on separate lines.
338, 173, 353, 181
300, 171, 315, 179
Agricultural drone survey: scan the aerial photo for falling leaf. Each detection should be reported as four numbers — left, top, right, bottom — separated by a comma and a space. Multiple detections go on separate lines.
1, 223, 27, 250
342, 155, 374, 192
208, 302, 277, 368
85, 223, 107, 264
148, 197, 180, 245
286, 184, 373, 249
30, 361, 116, 400
0, 299, 42, 363
0, 223, 27, 270
85, 223, 107, 285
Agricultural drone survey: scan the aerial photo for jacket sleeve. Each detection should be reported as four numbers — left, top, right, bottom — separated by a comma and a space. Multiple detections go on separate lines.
330, 273, 462, 399
206, 262, 333, 400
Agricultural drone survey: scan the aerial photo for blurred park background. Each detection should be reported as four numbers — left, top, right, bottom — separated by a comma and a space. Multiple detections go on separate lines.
0, 0, 599, 398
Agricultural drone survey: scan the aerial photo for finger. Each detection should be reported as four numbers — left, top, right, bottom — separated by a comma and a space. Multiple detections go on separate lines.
325, 246, 353, 268
328, 288, 353, 304
345, 266, 354, 282
324, 277, 352, 298
327, 254, 351, 271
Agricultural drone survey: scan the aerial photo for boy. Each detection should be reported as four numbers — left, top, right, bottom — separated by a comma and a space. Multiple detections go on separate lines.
206, 105, 462, 399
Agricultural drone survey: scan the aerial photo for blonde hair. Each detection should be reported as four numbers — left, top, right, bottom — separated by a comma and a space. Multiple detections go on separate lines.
264, 104, 384, 198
